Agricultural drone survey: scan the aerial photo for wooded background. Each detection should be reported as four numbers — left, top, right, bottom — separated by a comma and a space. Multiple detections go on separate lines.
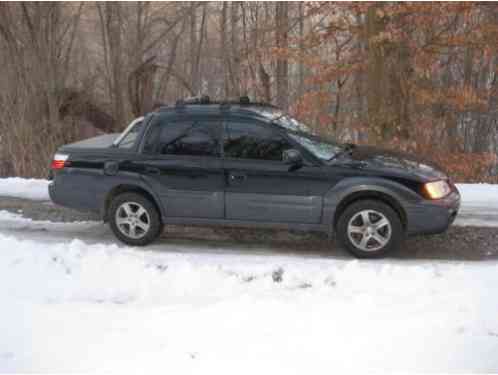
1, 2, 497, 181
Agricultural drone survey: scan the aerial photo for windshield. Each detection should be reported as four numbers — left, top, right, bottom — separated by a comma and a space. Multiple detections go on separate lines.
113, 117, 144, 148
288, 133, 343, 161
273, 114, 312, 134
270, 113, 343, 161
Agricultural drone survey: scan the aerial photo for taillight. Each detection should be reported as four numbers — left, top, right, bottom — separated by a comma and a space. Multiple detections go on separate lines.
51, 153, 70, 170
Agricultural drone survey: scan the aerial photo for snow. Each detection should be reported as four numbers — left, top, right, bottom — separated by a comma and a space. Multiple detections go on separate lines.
0, 177, 50, 200
454, 183, 498, 227
1, 178, 498, 371
458, 183, 498, 208
0, 235, 497, 372
0, 212, 498, 372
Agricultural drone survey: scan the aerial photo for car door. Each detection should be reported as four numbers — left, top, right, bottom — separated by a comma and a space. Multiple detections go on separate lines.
139, 114, 224, 219
223, 117, 331, 224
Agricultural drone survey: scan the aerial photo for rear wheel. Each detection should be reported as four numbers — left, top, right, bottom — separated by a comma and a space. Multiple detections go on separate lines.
108, 192, 162, 246
336, 200, 403, 258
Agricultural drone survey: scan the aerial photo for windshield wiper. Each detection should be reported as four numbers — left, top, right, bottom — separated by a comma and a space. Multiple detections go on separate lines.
328, 143, 356, 162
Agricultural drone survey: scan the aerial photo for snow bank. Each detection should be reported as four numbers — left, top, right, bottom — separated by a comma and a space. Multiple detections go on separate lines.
1, 232, 498, 372
0, 178, 49, 200
457, 183, 498, 208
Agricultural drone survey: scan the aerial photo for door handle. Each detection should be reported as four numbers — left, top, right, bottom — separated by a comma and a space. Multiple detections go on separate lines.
229, 173, 247, 183
145, 167, 160, 175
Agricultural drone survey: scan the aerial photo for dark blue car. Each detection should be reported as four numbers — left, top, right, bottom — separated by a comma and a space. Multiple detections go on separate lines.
49, 97, 460, 258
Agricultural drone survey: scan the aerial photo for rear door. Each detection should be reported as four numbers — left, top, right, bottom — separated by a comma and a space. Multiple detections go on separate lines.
223, 118, 330, 224
139, 114, 224, 219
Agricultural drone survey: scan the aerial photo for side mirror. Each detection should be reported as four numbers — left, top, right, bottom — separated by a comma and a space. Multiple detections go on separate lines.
282, 149, 303, 166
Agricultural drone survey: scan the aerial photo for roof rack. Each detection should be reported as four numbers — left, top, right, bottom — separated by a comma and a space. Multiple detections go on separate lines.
173, 95, 277, 109
175, 95, 211, 107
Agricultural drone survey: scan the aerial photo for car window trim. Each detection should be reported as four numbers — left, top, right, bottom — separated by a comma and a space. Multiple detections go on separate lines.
138, 113, 159, 154
138, 153, 223, 164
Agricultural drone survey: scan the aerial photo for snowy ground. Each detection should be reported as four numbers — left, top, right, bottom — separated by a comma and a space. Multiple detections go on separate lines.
1, 179, 498, 372
0, 178, 50, 201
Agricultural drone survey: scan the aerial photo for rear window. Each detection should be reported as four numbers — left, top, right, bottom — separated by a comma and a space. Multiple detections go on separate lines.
143, 116, 222, 157
158, 121, 221, 157
117, 121, 144, 149
114, 117, 144, 149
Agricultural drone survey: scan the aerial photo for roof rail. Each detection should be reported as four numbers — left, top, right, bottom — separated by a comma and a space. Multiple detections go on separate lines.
172, 95, 278, 109
176, 95, 210, 107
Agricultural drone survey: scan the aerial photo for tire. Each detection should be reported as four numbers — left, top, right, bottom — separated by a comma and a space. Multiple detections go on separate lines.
336, 199, 403, 258
108, 192, 162, 246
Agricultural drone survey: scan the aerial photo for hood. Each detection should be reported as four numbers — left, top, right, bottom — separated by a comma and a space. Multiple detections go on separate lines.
346, 145, 447, 181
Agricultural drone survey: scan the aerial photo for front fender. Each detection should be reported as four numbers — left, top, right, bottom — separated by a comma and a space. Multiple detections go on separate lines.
322, 177, 422, 227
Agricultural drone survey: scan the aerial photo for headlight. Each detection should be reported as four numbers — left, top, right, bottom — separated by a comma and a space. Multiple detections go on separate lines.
423, 180, 451, 199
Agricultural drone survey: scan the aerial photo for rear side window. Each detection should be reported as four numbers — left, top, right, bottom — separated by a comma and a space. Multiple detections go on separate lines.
117, 120, 144, 149
156, 120, 221, 157
224, 120, 292, 161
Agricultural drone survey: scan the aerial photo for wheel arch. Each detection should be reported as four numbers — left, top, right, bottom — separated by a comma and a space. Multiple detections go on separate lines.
103, 184, 163, 222
333, 190, 407, 231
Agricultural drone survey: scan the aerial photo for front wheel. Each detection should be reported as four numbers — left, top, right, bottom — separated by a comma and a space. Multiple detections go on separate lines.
336, 200, 403, 258
108, 192, 162, 246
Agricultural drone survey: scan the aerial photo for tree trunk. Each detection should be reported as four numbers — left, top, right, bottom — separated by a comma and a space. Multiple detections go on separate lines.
474, 56, 497, 153
104, 3, 125, 129
190, 3, 198, 94
230, 2, 241, 97
297, 2, 305, 100
365, 4, 385, 143
220, 3, 230, 98
275, 2, 289, 110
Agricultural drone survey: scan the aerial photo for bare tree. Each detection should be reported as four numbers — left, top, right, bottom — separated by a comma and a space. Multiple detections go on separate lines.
275, 2, 289, 110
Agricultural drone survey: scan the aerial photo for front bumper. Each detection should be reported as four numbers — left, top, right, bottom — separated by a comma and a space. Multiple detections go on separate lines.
406, 189, 460, 236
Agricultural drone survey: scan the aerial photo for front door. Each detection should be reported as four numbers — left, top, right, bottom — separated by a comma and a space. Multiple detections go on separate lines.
140, 115, 224, 218
223, 118, 330, 224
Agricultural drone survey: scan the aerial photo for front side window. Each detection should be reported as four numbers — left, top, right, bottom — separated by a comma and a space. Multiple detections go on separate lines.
157, 120, 221, 157
224, 121, 293, 161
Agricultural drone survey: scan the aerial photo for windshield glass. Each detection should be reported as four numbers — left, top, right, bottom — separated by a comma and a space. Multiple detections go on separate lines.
273, 114, 312, 134
269, 113, 343, 161
288, 133, 343, 161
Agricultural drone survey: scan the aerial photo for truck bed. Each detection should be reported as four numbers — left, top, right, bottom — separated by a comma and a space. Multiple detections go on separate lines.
59, 133, 120, 152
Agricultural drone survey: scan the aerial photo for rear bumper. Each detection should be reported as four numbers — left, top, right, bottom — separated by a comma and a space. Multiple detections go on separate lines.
406, 189, 460, 236
48, 180, 75, 208
48, 181, 56, 201
49, 177, 100, 214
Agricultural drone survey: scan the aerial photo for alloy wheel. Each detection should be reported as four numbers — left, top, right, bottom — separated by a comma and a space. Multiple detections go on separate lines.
115, 202, 151, 239
347, 209, 392, 252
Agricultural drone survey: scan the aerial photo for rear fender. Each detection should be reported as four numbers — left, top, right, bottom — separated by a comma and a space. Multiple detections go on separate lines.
99, 173, 165, 221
